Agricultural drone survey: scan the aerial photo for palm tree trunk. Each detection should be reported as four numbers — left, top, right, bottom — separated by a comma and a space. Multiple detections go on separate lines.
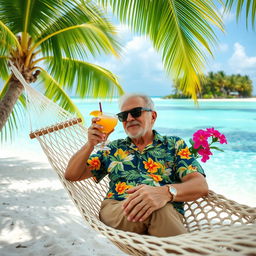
0, 77, 24, 131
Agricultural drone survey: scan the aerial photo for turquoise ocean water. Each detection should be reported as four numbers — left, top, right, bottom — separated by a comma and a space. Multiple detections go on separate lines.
2, 98, 256, 206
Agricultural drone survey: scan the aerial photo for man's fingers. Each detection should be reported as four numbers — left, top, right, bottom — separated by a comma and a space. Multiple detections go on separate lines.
123, 192, 141, 212
139, 207, 153, 222
91, 117, 101, 123
126, 184, 144, 194
129, 203, 150, 222
91, 123, 103, 131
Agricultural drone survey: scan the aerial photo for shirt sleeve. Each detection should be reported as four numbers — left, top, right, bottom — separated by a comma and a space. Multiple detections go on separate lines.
174, 137, 205, 180
87, 150, 108, 183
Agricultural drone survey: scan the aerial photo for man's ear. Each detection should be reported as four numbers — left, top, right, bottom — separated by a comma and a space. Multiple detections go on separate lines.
152, 111, 157, 122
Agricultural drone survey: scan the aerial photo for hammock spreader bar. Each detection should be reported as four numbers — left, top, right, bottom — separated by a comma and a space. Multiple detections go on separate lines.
29, 117, 82, 139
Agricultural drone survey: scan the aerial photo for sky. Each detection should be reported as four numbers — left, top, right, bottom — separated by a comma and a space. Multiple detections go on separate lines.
91, 7, 256, 97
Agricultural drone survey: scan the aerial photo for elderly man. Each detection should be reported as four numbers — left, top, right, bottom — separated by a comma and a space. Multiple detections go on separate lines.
65, 93, 208, 237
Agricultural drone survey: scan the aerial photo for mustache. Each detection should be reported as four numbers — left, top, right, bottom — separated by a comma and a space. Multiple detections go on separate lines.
126, 120, 140, 128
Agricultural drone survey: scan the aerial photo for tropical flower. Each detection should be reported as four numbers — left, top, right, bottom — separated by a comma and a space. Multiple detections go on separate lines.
106, 192, 114, 198
143, 158, 160, 173
177, 147, 192, 159
115, 182, 132, 194
189, 128, 227, 163
193, 129, 211, 149
187, 165, 198, 172
114, 148, 134, 161
87, 157, 101, 170
148, 174, 163, 182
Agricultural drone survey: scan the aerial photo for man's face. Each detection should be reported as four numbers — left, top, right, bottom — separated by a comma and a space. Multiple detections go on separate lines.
120, 96, 157, 139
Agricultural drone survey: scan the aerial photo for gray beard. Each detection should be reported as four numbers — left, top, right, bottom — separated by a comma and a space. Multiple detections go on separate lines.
125, 128, 146, 139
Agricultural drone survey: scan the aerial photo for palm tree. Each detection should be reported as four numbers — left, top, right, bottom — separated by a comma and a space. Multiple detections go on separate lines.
0, 0, 124, 140
99, 0, 224, 99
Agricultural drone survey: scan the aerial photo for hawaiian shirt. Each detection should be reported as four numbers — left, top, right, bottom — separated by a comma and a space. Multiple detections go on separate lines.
87, 130, 205, 215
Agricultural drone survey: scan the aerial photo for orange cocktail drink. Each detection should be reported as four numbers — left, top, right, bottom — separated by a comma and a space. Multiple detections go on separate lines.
90, 111, 118, 134
96, 114, 118, 134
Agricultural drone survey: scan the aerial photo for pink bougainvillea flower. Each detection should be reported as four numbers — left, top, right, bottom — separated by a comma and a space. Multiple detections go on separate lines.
198, 147, 213, 163
189, 127, 227, 163
193, 129, 211, 149
206, 127, 227, 144
219, 134, 227, 144
206, 128, 221, 137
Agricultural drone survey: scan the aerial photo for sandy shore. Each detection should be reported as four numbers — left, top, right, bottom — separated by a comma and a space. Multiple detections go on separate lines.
0, 155, 125, 256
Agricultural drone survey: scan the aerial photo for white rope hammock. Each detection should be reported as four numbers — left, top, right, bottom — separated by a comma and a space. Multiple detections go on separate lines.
10, 63, 256, 255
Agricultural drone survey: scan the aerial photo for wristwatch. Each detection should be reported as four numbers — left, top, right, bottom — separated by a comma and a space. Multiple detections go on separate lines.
167, 185, 177, 202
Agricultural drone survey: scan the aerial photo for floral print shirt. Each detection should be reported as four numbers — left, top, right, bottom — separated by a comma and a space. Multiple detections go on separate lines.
87, 130, 205, 215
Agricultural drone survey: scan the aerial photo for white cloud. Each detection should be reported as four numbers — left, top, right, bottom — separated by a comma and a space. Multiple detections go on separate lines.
218, 43, 229, 52
125, 36, 148, 52
228, 43, 256, 71
92, 35, 171, 95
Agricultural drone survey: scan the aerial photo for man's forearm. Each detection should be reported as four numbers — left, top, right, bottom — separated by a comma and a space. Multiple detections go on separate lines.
65, 142, 95, 181
170, 173, 208, 202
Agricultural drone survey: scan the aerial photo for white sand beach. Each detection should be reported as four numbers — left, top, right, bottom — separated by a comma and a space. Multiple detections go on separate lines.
0, 151, 125, 256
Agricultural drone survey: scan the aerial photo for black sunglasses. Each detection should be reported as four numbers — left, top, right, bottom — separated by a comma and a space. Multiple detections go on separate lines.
117, 107, 152, 122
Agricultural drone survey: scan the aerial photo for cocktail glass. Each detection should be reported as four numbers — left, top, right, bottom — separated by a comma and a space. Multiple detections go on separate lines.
90, 111, 118, 151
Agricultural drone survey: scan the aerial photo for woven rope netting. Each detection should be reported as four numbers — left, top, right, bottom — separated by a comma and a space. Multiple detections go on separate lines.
10, 64, 256, 255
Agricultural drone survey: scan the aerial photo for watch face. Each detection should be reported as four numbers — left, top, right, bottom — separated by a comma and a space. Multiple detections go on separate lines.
169, 186, 177, 196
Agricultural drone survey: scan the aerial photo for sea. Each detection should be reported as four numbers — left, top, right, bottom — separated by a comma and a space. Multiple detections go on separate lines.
1, 97, 256, 207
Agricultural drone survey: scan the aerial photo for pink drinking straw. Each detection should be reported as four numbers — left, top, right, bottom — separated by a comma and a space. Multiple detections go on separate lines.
99, 102, 102, 113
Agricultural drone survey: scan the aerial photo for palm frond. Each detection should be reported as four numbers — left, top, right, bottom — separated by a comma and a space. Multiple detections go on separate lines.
0, 56, 9, 80
45, 57, 124, 98
225, 0, 256, 29
0, 20, 22, 53
28, 23, 120, 66
38, 69, 84, 119
0, 0, 67, 36
44, 58, 124, 98
99, 0, 224, 99
21, 0, 121, 67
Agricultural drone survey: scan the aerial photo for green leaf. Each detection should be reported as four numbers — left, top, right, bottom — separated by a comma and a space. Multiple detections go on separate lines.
125, 170, 141, 180
189, 138, 195, 146
38, 69, 83, 118
212, 137, 218, 143
45, 57, 124, 98
27, 0, 121, 63
0, 20, 22, 53
210, 146, 224, 152
149, 148, 167, 158
0, 56, 9, 80
224, 0, 256, 29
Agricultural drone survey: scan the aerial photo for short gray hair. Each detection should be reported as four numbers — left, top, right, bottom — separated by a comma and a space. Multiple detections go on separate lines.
118, 93, 155, 110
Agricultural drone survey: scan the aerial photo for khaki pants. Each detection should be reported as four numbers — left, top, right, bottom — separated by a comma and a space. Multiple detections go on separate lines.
99, 199, 187, 237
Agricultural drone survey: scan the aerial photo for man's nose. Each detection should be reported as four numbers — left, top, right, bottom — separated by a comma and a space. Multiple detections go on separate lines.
126, 112, 135, 122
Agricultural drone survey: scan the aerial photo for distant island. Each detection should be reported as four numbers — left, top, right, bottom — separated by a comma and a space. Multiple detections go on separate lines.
163, 71, 253, 99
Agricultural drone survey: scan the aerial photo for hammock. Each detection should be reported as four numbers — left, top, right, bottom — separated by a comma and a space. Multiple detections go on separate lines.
10, 63, 256, 256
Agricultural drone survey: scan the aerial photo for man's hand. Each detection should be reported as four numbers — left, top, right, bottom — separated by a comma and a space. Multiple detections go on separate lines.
122, 185, 170, 222
87, 117, 105, 147
88, 117, 114, 147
